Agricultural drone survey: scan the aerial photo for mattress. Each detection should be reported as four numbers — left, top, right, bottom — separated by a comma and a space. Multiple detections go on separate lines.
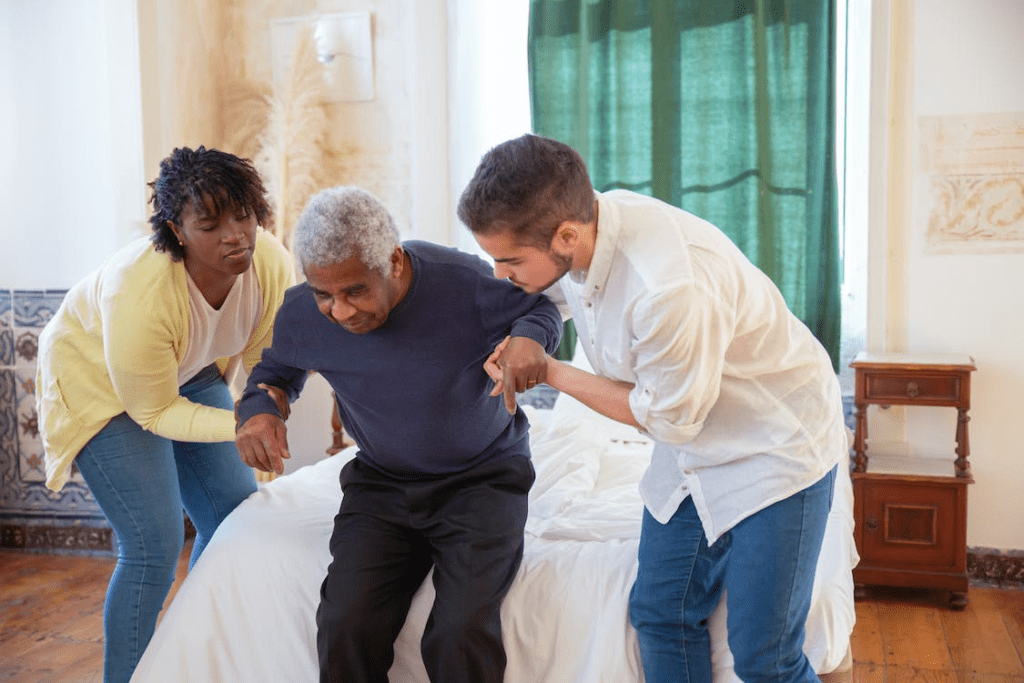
132, 393, 858, 682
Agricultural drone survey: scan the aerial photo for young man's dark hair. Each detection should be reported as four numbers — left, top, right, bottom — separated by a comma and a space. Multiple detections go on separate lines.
457, 134, 595, 249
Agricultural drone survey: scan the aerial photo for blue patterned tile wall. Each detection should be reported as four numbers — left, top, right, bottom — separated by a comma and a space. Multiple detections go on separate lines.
842, 395, 857, 434
517, 384, 560, 410
0, 291, 11, 366
0, 288, 113, 555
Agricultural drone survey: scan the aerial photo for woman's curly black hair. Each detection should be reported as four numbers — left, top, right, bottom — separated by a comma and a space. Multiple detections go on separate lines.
148, 146, 274, 261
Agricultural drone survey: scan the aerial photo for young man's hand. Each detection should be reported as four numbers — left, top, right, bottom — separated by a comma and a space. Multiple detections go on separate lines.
236, 413, 291, 475
484, 335, 548, 414
257, 382, 291, 420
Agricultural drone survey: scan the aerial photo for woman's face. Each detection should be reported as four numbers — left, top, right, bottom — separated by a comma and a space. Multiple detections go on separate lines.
170, 196, 258, 283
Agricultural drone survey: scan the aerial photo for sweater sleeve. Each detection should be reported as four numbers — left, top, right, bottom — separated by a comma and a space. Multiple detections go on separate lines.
235, 298, 310, 427
239, 229, 297, 374
475, 273, 563, 354
102, 286, 236, 443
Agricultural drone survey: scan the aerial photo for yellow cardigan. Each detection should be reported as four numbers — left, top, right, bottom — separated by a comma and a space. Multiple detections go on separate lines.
36, 228, 295, 491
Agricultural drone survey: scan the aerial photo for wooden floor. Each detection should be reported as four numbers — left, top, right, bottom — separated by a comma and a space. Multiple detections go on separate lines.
851, 584, 1024, 682
1, 545, 1023, 681
0, 540, 191, 683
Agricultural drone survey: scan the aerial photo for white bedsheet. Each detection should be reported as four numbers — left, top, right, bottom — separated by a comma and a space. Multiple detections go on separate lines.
132, 401, 857, 683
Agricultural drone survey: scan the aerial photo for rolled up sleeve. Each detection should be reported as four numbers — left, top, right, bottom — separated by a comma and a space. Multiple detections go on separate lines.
627, 282, 735, 446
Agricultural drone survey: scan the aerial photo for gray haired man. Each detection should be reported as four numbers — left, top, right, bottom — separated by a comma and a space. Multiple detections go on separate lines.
234, 186, 563, 683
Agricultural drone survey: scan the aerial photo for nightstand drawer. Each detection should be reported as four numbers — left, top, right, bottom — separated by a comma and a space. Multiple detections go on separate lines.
863, 373, 961, 404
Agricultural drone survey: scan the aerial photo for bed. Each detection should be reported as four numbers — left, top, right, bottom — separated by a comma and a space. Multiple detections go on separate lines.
132, 358, 858, 683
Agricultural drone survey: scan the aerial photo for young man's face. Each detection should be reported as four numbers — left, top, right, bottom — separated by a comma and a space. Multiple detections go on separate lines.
303, 249, 405, 334
474, 230, 573, 295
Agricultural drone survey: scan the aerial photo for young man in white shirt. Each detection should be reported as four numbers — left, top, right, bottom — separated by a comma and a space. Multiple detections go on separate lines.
458, 133, 848, 683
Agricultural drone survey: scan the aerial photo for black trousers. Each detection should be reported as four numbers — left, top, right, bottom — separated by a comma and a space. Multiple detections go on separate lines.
316, 453, 535, 683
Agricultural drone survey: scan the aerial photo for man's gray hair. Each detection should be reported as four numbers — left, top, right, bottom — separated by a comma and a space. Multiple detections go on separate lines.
293, 186, 400, 274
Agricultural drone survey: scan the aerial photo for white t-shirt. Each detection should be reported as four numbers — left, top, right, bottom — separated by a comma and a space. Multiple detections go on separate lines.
178, 267, 263, 385
547, 190, 847, 544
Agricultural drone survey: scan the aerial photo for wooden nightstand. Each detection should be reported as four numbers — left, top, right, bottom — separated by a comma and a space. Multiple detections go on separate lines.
850, 352, 976, 610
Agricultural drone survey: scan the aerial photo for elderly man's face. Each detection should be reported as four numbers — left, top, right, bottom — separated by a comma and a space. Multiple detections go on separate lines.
304, 247, 407, 334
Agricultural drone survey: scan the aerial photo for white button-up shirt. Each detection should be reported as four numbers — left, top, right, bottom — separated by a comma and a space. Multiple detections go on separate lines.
546, 190, 847, 544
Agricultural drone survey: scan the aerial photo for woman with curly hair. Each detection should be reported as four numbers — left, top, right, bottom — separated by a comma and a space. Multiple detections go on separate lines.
35, 146, 295, 683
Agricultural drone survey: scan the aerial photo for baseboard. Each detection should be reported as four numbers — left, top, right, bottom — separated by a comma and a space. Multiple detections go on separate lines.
968, 547, 1024, 588
0, 515, 195, 556
0, 522, 114, 556
3, 519, 1023, 586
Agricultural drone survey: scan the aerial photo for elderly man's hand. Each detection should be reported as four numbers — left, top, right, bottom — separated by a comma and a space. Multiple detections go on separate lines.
485, 335, 548, 414
484, 336, 511, 391
236, 413, 291, 475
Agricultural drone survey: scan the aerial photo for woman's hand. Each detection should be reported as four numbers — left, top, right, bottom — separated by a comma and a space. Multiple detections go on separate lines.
235, 413, 291, 474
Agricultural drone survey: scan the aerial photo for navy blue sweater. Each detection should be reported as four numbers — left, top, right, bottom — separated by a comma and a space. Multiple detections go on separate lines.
236, 241, 562, 478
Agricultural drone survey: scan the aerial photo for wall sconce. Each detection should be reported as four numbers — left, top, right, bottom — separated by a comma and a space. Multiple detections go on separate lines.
270, 11, 375, 103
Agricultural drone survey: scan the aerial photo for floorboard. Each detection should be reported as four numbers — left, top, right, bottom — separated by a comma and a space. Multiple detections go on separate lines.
1, 550, 1022, 681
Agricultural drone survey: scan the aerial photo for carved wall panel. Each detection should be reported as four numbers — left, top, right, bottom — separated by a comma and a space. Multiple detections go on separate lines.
920, 113, 1024, 253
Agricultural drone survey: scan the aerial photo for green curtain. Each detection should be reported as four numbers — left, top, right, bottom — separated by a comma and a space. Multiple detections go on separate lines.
529, 0, 841, 370
554, 320, 578, 361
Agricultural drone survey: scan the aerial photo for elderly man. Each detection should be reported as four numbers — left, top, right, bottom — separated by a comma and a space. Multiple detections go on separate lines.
234, 186, 562, 683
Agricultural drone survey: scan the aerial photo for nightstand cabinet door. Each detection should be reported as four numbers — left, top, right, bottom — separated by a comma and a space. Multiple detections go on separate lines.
853, 473, 969, 591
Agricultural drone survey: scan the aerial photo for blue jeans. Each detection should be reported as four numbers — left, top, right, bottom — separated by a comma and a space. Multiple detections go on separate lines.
75, 364, 257, 683
629, 467, 836, 683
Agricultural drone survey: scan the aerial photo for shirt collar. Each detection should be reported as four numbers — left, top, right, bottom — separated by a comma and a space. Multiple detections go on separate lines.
573, 191, 618, 298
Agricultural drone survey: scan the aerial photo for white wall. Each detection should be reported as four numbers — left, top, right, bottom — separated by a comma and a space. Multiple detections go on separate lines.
278, 0, 533, 468
447, 0, 532, 258
6, 0, 1023, 550
0, 0, 146, 289
282, 0, 454, 471
876, 0, 1024, 550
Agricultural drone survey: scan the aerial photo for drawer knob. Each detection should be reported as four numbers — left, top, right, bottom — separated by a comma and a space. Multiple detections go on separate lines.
865, 518, 878, 533
906, 381, 920, 398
